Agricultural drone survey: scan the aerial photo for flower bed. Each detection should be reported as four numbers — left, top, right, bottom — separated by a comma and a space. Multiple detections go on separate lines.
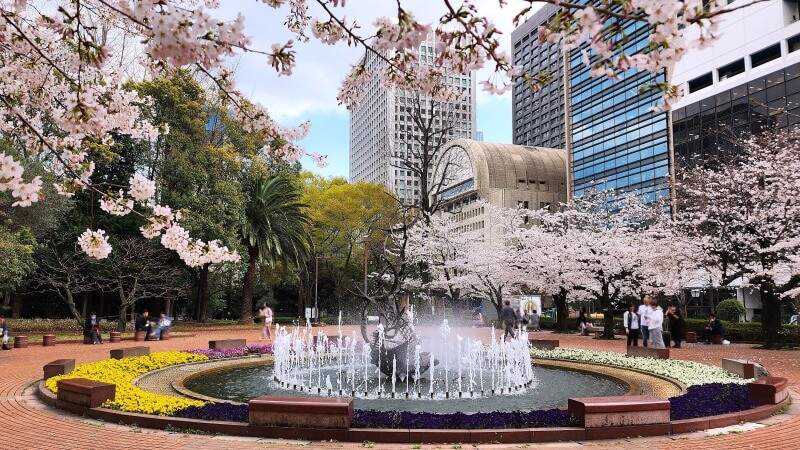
531, 348, 748, 386
669, 382, 759, 420
185, 344, 273, 360
352, 408, 573, 429
172, 402, 249, 422
46, 351, 208, 415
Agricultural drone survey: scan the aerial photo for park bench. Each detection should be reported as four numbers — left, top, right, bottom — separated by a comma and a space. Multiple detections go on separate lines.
685, 331, 698, 343
568, 395, 670, 428
209, 338, 246, 350
56, 378, 115, 408
110, 346, 150, 359
627, 346, 669, 359
528, 338, 559, 350
249, 396, 353, 429
723, 358, 767, 379
43, 359, 75, 380
747, 377, 788, 405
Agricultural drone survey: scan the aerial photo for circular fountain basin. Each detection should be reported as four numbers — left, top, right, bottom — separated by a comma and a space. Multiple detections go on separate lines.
183, 362, 628, 413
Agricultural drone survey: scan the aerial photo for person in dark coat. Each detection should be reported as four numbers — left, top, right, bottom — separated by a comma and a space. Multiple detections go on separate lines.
84, 311, 103, 344
666, 304, 685, 348
499, 300, 517, 340
702, 314, 725, 344
135, 310, 152, 336
0, 316, 10, 350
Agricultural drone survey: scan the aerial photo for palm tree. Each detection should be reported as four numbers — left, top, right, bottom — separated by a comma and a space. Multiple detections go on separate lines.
240, 175, 311, 322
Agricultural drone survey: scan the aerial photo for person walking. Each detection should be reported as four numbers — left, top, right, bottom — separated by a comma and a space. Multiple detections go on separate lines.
84, 312, 103, 344
638, 297, 651, 347
648, 301, 666, 349
529, 310, 541, 332
259, 302, 274, 341
500, 300, 517, 340
666, 304, 686, 348
623, 303, 640, 347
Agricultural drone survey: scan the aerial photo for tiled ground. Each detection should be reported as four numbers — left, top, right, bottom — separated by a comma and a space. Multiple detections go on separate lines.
2, 325, 800, 449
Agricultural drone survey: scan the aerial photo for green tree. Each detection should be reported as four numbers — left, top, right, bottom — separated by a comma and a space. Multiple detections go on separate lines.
240, 175, 311, 323
302, 173, 399, 313
0, 224, 36, 316
716, 298, 746, 323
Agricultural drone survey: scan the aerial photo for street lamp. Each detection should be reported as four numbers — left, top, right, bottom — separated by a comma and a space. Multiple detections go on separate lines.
362, 236, 370, 295
314, 253, 329, 323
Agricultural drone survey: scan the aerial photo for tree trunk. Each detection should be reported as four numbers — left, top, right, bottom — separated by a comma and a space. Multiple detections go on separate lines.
601, 285, 615, 339
118, 305, 128, 332
81, 292, 88, 319
759, 277, 783, 348
62, 289, 83, 327
553, 288, 570, 333
240, 246, 258, 323
297, 279, 305, 319
197, 264, 210, 322
11, 292, 21, 319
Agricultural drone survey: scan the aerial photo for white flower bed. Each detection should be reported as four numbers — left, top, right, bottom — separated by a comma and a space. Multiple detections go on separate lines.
531, 348, 749, 387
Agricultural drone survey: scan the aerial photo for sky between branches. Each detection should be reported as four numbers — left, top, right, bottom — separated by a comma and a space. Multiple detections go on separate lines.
216, 0, 535, 178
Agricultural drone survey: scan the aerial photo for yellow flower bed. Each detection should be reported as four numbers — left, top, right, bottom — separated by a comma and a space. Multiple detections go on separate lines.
46, 351, 208, 415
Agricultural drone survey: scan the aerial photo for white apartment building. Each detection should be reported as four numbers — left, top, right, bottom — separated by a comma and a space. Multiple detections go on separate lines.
349, 37, 477, 205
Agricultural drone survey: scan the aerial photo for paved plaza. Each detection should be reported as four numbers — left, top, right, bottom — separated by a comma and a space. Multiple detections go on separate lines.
2, 326, 799, 449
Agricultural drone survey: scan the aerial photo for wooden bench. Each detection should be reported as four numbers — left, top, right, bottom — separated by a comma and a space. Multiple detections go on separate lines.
723, 358, 766, 379
43, 359, 75, 380
109, 331, 121, 343
528, 338, 559, 350
110, 346, 150, 359
627, 346, 669, 359
83, 335, 93, 345
685, 331, 697, 343
56, 378, 116, 408
712, 334, 725, 344
134, 330, 148, 342
568, 395, 670, 428
159, 329, 170, 340
209, 339, 246, 350
13, 335, 28, 348
42, 334, 56, 347
249, 396, 353, 429
748, 377, 789, 405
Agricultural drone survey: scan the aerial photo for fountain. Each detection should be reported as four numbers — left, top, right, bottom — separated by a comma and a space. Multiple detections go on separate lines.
271, 316, 535, 400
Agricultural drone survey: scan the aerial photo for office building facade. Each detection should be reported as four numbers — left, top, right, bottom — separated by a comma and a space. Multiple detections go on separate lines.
511, 3, 566, 150
671, 0, 800, 166
349, 38, 476, 205
512, 3, 670, 202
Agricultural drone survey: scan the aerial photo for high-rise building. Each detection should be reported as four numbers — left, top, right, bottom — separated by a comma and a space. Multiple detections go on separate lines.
511, 3, 566, 149
671, 0, 800, 167
512, 3, 670, 202
348, 38, 477, 205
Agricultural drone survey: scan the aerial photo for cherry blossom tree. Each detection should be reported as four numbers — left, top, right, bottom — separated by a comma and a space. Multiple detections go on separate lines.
673, 129, 800, 348
0, 0, 759, 266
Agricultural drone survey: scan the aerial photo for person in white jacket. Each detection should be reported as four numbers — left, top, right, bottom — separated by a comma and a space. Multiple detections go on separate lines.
648, 302, 666, 349
637, 297, 651, 347
623, 303, 640, 347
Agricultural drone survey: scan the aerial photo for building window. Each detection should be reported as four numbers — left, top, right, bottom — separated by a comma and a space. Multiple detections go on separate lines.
717, 59, 745, 81
751, 44, 781, 68
688, 72, 713, 93
789, 33, 800, 53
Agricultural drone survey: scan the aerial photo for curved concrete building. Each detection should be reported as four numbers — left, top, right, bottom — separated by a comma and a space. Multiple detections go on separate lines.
433, 138, 568, 237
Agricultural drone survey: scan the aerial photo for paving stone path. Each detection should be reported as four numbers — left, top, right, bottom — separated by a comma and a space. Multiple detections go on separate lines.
2, 325, 800, 449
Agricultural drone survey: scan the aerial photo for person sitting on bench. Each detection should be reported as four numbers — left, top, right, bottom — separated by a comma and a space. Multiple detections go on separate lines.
135, 310, 152, 337
702, 314, 725, 344
152, 312, 172, 340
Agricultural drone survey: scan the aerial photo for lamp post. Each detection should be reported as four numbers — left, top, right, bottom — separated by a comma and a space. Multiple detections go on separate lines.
314, 254, 329, 323
362, 236, 370, 295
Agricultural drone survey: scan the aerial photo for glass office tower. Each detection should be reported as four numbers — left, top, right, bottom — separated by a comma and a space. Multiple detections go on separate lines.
567, 14, 671, 202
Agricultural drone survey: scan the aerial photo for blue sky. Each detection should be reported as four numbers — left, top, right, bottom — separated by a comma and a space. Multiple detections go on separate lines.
218, 1, 533, 178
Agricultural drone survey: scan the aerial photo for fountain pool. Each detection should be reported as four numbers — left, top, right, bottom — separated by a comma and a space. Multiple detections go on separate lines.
183, 362, 628, 413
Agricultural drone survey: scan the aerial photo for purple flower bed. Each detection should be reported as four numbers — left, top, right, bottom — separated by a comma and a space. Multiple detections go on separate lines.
670, 382, 759, 420
186, 347, 250, 359
351, 408, 573, 429
185, 344, 273, 359
173, 402, 248, 422
246, 344, 273, 354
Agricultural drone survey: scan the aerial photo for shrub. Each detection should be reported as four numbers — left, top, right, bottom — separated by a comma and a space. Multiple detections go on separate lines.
716, 299, 745, 323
